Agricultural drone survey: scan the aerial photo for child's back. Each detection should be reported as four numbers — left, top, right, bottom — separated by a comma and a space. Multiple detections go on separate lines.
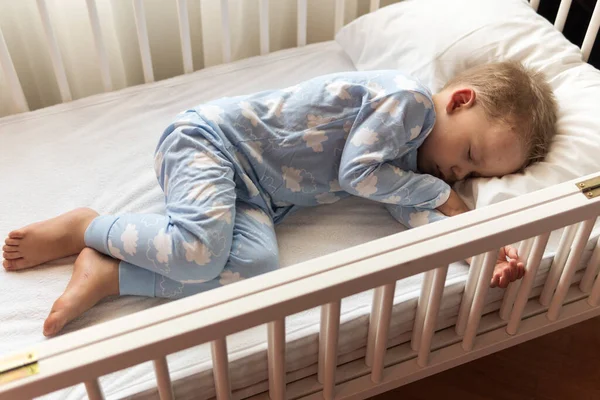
160, 70, 448, 224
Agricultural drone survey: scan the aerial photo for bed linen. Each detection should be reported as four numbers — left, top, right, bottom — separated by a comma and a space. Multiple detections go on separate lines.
0, 40, 597, 400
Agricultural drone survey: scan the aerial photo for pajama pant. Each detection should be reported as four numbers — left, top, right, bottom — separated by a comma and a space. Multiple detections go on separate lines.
84, 125, 279, 299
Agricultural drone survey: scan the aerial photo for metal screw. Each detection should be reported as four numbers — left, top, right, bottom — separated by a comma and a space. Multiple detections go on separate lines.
587, 192, 594, 198
579, 183, 586, 188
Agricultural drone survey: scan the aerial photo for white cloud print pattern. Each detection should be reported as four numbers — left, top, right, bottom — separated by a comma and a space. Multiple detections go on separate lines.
350, 127, 379, 147
199, 105, 225, 124
326, 81, 351, 100
410, 125, 422, 140
303, 130, 328, 152
189, 151, 220, 169
282, 166, 302, 192
108, 239, 124, 260
244, 208, 272, 226
413, 92, 433, 109
183, 239, 212, 265
121, 224, 139, 256
153, 229, 172, 264
315, 192, 340, 204
219, 270, 244, 285
409, 211, 431, 227
355, 174, 378, 196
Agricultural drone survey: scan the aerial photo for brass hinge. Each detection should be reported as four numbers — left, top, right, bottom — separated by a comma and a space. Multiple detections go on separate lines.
577, 176, 600, 199
0, 351, 39, 385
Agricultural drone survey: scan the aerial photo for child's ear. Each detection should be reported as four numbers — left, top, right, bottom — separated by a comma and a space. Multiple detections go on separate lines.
446, 88, 476, 114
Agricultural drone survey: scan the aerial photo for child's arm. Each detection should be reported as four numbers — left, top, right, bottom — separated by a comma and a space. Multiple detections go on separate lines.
339, 91, 451, 210
435, 188, 525, 288
435, 187, 470, 217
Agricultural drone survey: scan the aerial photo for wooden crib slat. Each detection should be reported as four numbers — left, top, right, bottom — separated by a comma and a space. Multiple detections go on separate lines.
365, 286, 383, 367
456, 254, 483, 336
369, 0, 381, 12
548, 218, 596, 320
211, 338, 232, 400
318, 300, 341, 399
417, 266, 449, 367
297, 0, 307, 47
580, 236, 600, 292
84, 379, 105, 400
267, 319, 286, 400
153, 357, 174, 400
540, 223, 579, 306
530, 0, 541, 12
0, 26, 29, 113
500, 238, 534, 320
588, 266, 600, 306
259, 0, 270, 55
582, 0, 600, 62
506, 232, 551, 335
410, 270, 434, 351
85, 0, 113, 92
555, 0, 573, 32
36, 0, 72, 102
132, 0, 154, 83
220, 0, 232, 63
370, 283, 395, 383
462, 250, 497, 351
334, 0, 345, 34
176, 0, 194, 74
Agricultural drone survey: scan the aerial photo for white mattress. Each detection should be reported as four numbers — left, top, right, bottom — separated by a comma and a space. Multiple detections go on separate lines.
0, 41, 597, 400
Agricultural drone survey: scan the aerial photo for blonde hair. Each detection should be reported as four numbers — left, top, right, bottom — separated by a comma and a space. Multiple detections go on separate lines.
442, 61, 558, 169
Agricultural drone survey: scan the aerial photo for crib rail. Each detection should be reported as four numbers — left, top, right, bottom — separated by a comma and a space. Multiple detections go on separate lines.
1, 172, 599, 400
1, 0, 599, 115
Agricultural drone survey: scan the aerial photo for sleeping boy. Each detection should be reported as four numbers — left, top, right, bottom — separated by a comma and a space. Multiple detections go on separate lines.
2, 61, 558, 336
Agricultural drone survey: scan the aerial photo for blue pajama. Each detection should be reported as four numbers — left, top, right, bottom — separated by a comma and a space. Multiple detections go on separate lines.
84, 70, 451, 298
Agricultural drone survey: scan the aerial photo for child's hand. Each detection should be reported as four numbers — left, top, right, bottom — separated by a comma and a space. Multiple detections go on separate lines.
436, 189, 470, 217
490, 245, 525, 288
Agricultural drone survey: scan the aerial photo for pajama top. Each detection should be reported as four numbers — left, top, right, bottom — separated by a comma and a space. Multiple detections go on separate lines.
159, 70, 452, 228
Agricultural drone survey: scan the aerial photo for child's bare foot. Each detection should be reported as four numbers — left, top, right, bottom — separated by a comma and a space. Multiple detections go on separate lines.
2, 208, 99, 271
43, 248, 119, 337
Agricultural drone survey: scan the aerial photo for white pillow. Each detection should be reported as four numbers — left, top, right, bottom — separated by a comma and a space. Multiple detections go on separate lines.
335, 0, 600, 210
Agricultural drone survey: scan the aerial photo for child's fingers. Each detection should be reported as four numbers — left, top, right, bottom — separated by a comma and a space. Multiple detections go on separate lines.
490, 273, 500, 288
499, 274, 507, 288
500, 269, 512, 288
505, 246, 519, 261
505, 268, 514, 285
517, 263, 526, 279
508, 260, 518, 281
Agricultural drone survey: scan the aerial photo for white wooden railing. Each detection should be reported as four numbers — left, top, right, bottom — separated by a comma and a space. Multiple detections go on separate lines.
0, 170, 599, 399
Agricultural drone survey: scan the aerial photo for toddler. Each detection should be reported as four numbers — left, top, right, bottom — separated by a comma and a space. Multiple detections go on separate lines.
2, 61, 557, 336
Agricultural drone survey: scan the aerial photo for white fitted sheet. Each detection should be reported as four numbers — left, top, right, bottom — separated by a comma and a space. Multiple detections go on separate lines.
0, 41, 598, 400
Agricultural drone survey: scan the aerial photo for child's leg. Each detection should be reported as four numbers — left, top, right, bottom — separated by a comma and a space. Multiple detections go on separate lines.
41, 128, 241, 335
83, 128, 238, 286
143, 201, 279, 298
42, 202, 277, 336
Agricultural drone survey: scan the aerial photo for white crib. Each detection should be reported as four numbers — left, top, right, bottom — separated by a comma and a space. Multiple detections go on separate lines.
1, 0, 600, 399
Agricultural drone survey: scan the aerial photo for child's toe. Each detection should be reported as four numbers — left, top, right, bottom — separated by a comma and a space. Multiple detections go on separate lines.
8, 230, 24, 239
3, 252, 22, 260
4, 238, 20, 246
